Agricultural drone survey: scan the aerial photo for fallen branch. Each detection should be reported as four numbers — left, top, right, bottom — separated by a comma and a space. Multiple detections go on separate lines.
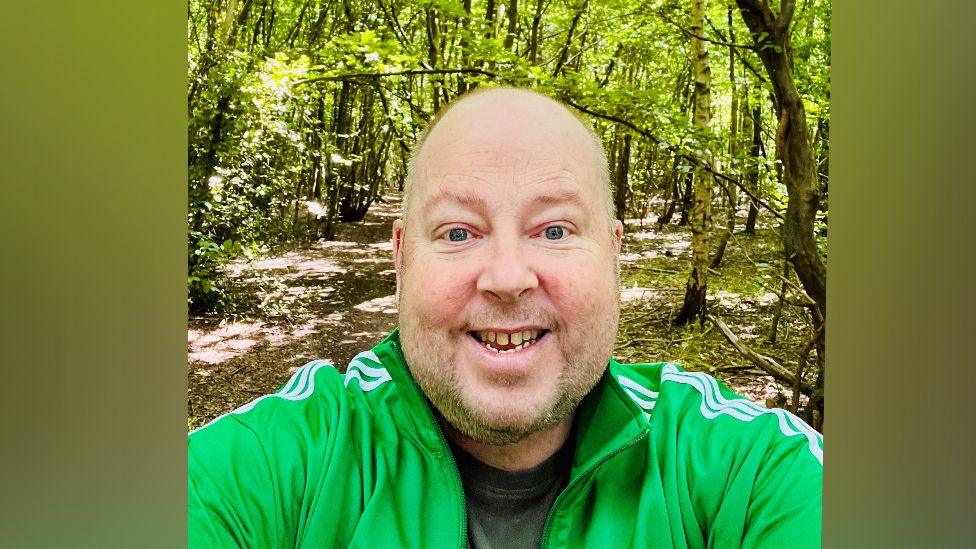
707, 313, 813, 396
719, 364, 764, 371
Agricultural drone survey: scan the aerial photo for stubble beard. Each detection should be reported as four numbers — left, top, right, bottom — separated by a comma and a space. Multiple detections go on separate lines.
399, 287, 620, 446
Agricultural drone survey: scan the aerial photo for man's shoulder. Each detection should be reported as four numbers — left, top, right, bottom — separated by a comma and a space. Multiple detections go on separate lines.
610, 359, 823, 467
188, 359, 346, 445
188, 341, 401, 445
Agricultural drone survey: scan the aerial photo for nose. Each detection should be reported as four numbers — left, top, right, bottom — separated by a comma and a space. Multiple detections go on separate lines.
476, 234, 539, 302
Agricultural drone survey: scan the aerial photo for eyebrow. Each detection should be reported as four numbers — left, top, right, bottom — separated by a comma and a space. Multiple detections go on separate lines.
530, 190, 588, 210
423, 190, 489, 217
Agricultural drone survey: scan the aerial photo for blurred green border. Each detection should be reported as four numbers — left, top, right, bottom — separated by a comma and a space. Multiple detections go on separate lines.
0, 3, 186, 547
2, 1, 974, 547
828, 0, 976, 546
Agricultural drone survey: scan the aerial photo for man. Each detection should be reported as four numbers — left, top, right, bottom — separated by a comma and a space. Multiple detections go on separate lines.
188, 88, 823, 548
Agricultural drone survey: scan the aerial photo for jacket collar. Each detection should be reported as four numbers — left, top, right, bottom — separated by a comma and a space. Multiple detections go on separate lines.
375, 329, 648, 473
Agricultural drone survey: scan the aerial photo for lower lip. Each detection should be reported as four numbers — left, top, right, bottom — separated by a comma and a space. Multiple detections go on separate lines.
463, 332, 551, 376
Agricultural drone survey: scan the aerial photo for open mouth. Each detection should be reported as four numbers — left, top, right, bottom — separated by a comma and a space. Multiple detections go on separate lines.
468, 329, 549, 354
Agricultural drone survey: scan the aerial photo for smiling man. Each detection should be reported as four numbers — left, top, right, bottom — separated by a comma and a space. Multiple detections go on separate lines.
188, 88, 823, 548
395, 89, 623, 472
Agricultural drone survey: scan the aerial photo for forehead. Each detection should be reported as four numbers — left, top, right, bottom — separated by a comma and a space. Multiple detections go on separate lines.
411, 92, 603, 216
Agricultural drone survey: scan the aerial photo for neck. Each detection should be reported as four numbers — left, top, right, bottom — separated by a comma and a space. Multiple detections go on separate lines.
442, 416, 575, 472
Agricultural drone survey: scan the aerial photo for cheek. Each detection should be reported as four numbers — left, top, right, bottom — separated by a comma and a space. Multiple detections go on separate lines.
539, 256, 617, 321
402, 254, 478, 323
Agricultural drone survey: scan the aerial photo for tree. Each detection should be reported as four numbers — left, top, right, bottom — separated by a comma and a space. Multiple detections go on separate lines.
734, 0, 826, 317
675, 0, 715, 326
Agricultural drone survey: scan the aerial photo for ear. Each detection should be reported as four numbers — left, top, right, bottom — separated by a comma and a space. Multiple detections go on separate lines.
392, 219, 405, 297
612, 219, 623, 254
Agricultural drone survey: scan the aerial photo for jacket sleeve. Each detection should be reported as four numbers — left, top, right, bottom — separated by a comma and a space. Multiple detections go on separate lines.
188, 416, 279, 548
740, 422, 823, 548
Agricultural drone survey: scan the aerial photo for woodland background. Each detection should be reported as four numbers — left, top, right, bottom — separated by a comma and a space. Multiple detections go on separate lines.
187, 0, 830, 431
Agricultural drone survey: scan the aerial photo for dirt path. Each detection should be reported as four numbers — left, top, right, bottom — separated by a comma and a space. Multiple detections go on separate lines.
189, 195, 802, 429
188, 195, 403, 429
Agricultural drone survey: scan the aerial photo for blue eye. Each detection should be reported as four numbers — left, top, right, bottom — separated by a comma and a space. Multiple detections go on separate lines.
544, 226, 565, 240
448, 228, 469, 242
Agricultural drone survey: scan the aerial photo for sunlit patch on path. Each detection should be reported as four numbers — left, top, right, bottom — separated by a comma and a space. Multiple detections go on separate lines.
620, 284, 662, 303
353, 295, 398, 314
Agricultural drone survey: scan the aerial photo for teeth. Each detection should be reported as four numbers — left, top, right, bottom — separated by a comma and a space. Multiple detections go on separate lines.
476, 329, 546, 351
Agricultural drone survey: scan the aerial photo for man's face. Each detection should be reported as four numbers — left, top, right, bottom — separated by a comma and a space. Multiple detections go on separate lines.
393, 91, 623, 445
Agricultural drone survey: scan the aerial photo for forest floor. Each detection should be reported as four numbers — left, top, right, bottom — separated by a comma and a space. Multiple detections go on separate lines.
188, 193, 813, 430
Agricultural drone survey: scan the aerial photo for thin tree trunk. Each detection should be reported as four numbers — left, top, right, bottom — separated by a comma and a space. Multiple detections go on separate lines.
711, 10, 739, 270
528, 0, 545, 64
613, 133, 631, 224
658, 180, 678, 225
503, 0, 518, 51
485, 0, 496, 38
677, 171, 693, 226
675, 0, 714, 326
426, 7, 443, 111
768, 258, 789, 343
552, 0, 588, 77
744, 102, 761, 234
457, 0, 472, 95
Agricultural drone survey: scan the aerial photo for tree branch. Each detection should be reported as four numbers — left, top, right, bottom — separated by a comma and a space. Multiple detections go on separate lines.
708, 314, 814, 395
777, 0, 796, 34
704, 15, 767, 83
651, 8, 756, 50
297, 67, 498, 85
375, 0, 418, 58
561, 98, 785, 220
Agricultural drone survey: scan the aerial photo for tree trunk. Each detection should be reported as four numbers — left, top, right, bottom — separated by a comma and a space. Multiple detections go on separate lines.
503, 0, 518, 51
710, 182, 734, 268
735, 0, 826, 318
744, 103, 761, 233
426, 7, 443, 111
552, 0, 588, 76
457, 0, 472, 95
675, 0, 714, 326
528, 0, 545, 64
768, 257, 789, 343
485, 0, 496, 38
676, 171, 693, 226
613, 133, 631, 223
711, 13, 739, 270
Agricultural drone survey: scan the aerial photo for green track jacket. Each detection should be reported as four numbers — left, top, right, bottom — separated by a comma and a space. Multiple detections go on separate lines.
188, 330, 823, 548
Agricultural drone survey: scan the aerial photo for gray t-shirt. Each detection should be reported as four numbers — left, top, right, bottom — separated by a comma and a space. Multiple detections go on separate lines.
448, 439, 574, 549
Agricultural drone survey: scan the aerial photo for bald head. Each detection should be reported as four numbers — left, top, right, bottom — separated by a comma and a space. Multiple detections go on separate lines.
402, 87, 613, 226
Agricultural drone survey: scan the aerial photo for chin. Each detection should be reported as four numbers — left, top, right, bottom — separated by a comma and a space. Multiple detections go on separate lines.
451, 384, 563, 443
469, 392, 549, 427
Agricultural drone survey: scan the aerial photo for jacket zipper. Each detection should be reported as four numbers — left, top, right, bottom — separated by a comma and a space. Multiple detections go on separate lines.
391, 339, 468, 549
538, 431, 649, 548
